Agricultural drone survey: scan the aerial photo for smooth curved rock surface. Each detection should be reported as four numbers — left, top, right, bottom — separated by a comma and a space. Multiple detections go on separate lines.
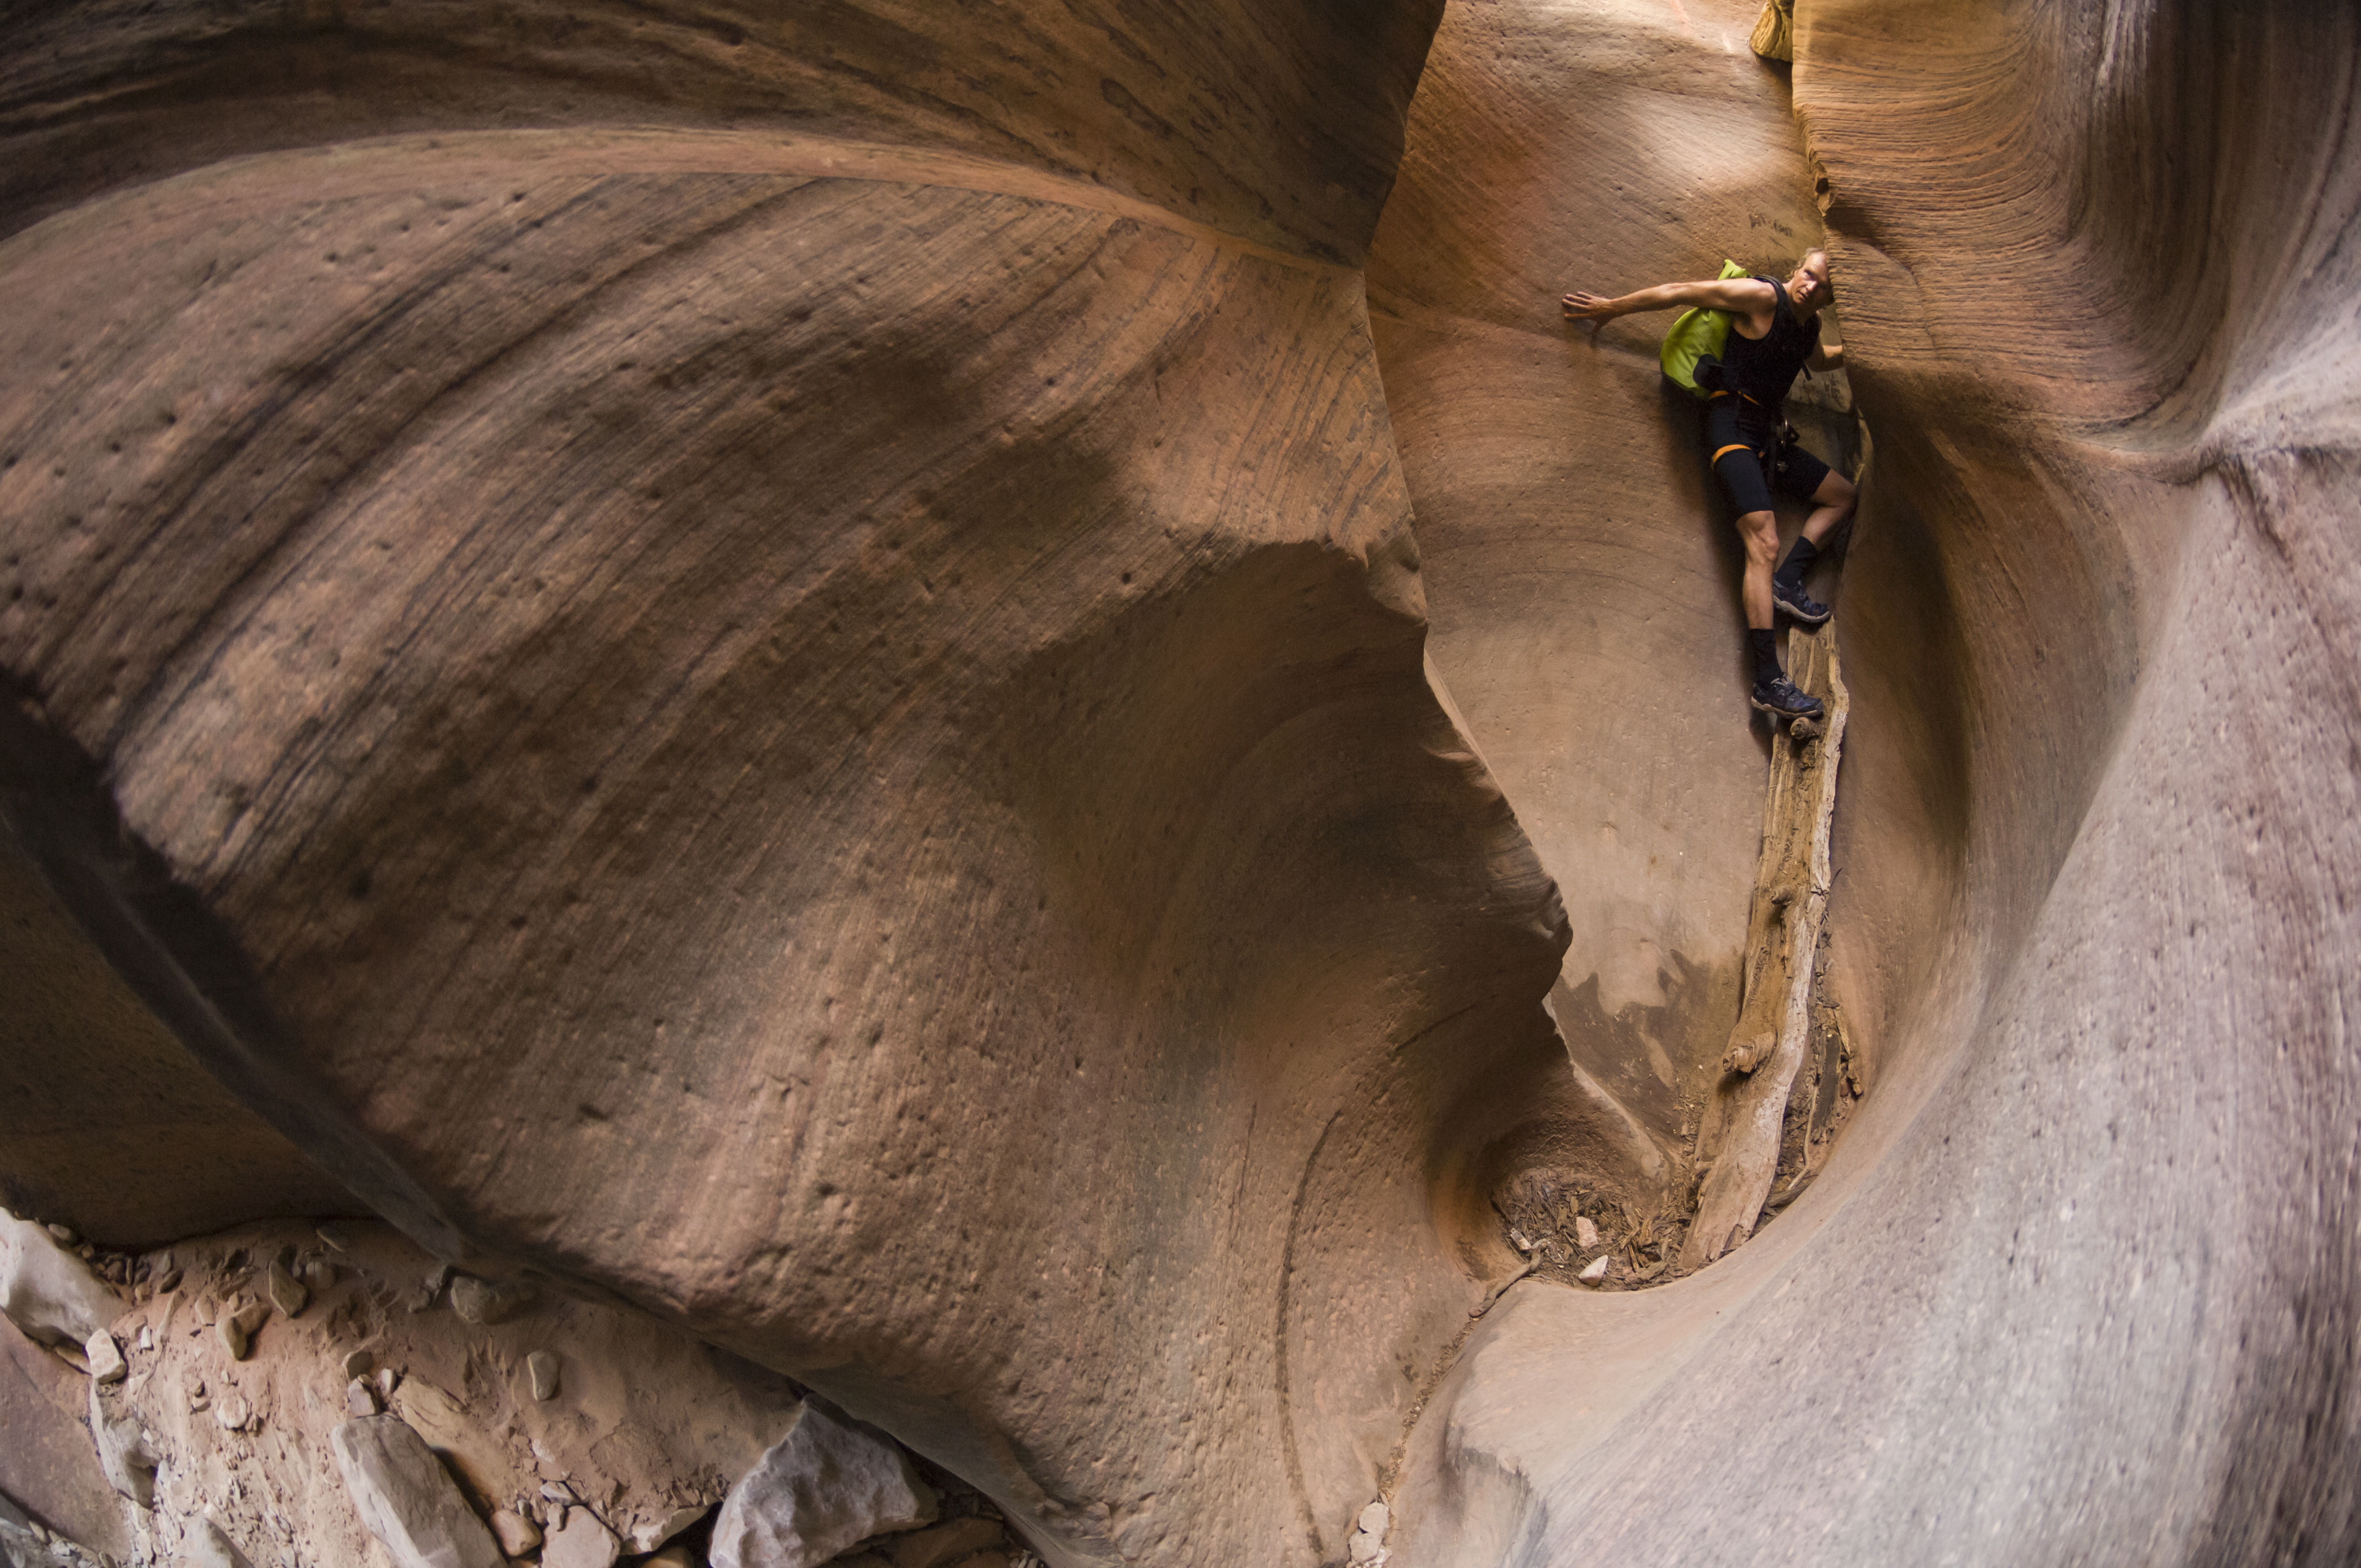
0, 4, 1566, 1563
1378, 0, 2361, 1562
2, 0, 2356, 1562
1365, 0, 1870, 1208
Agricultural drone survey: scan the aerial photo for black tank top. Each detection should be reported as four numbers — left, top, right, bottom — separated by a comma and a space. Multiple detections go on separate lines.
1718, 276, 1820, 409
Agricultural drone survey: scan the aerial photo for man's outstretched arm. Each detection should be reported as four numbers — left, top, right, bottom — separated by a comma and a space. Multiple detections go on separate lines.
1562, 277, 1774, 323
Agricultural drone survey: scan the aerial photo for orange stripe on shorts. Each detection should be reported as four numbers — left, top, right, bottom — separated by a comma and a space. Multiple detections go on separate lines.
1711, 444, 1753, 464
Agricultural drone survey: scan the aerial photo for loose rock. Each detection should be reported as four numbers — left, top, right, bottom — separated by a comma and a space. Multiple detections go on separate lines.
88, 1377, 159, 1507
1357, 1501, 1389, 1536
218, 1317, 250, 1361
491, 1508, 544, 1557
542, 1505, 622, 1568
1575, 1217, 1600, 1249
528, 1349, 561, 1401
0, 1207, 122, 1348
331, 1415, 505, 1568
1577, 1256, 1611, 1282
710, 1401, 938, 1568
188, 1517, 257, 1568
85, 1329, 127, 1383
632, 1504, 709, 1552
346, 1379, 380, 1416
266, 1261, 309, 1319
449, 1274, 536, 1326
408, 1264, 452, 1313
215, 1393, 253, 1431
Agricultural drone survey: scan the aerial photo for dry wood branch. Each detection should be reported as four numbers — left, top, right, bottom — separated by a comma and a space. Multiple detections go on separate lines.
1680, 622, 1849, 1269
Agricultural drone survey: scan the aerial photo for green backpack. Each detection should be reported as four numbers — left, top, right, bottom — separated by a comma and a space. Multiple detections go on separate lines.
1659, 260, 1751, 398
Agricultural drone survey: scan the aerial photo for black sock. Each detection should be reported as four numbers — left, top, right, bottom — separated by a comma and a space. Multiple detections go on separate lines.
1774, 535, 1818, 594
1748, 628, 1783, 686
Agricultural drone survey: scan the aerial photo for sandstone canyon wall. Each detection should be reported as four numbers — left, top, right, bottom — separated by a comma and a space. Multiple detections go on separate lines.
0, 3, 1577, 1563
2, 0, 2357, 1564
1377, 0, 2361, 1563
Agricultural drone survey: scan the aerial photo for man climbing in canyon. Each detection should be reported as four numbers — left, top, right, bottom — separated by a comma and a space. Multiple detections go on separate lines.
1560, 250, 1855, 723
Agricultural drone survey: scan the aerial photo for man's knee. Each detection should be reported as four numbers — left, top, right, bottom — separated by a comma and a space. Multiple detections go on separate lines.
1816, 471, 1858, 512
1738, 510, 1779, 562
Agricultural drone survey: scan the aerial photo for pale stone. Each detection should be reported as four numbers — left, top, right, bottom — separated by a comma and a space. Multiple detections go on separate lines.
1349, 1533, 1383, 1565
1577, 1256, 1610, 1282
345, 1379, 380, 1416
87, 1377, 159, 1507
84, 1329, 126, 1383
214, 1392, 252, 1431
330, 1415, 505, 1568
449, 1274, 536, 1325
187, 1517, 256, 1568
217, 1316, 250, 1361
409, 1264, 452, 1313
542, 1506, 621, 1568
0, 1208, 121, 1349
266, 1261, 309, 1318
1574, 1217, 1600, 1250
490, 1508, 543, 1557
710, 1402, 938, 1568
527, 1349, 560, 1401
630, 1504, 709, 1552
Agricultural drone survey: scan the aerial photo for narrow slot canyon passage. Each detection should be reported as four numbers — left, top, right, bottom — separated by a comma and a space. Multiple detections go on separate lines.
1368, 0, 1880, 1304
0, 0, 2356, 1563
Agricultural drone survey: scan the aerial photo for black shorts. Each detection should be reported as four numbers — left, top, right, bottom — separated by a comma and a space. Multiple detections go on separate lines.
1703, 395, 1832, 516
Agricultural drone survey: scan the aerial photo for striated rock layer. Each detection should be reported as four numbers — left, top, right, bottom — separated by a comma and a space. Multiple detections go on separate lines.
3, 0, 2358, 1562
1381, 0, 2361, 1562
0, 3, 1572, 1564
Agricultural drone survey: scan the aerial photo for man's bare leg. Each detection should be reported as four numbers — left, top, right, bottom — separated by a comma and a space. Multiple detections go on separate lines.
1798, 470, 1857, 548
1738, 507, 1781, 629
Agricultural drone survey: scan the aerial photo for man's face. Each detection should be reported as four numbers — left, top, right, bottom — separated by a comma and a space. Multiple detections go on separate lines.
1790, 258, 1830, 309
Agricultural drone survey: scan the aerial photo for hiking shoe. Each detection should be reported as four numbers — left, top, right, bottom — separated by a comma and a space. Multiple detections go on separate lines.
1750, 675, 1825, 722
1772, 580, 1833, 625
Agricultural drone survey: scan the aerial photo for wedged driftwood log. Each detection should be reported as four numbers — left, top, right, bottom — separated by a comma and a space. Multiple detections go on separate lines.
1681, 622, 1848, 1269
